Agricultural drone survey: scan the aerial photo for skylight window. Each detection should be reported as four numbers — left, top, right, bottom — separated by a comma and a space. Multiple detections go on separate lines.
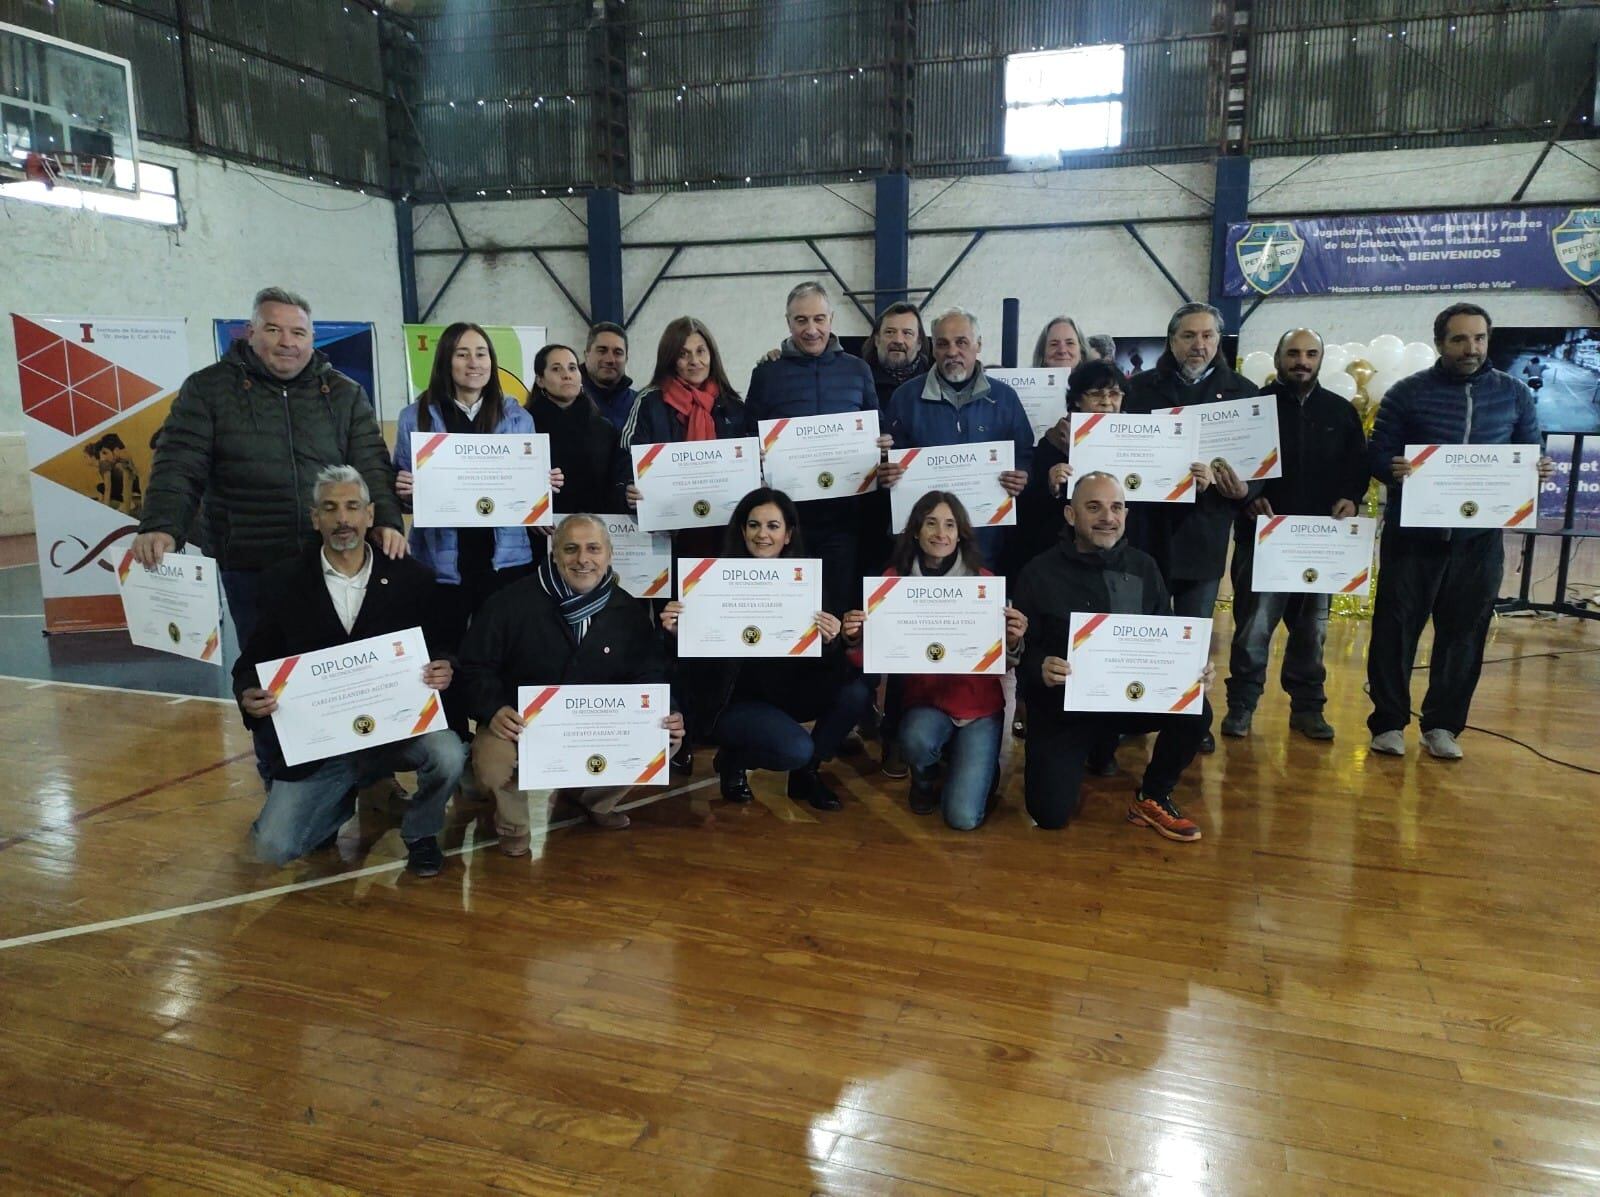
1004, 45, 1125, 160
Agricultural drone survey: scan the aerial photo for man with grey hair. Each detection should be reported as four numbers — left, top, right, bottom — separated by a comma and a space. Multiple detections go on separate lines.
1123, 301, 1260, 753
232, 465, 462, 876
881, 306, 1034, 567
1086, 333, 1117, 363
745, 280, 881, 615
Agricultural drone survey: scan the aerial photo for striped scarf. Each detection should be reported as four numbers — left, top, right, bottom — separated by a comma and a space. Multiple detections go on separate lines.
537, 555, 615, 640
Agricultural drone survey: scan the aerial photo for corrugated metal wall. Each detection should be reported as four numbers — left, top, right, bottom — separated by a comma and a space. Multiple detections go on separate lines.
0, 0, 390, 188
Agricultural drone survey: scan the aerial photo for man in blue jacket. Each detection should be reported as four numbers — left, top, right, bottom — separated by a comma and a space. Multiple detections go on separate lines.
1367, 303, 1554, 760
880, 307, 1034, 569
745, 281, 881, 614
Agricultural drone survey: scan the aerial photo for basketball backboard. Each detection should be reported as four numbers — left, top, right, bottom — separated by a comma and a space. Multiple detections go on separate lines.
0, 22, 140, 195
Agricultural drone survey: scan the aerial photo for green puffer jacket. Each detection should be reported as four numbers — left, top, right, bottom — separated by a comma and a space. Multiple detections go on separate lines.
139, 341, 401, 571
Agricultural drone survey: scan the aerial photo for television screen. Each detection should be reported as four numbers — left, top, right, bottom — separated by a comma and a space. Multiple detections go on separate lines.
1488, 326, 1600, 435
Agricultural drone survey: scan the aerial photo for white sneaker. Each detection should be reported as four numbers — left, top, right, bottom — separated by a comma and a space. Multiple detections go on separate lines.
1422, 729, 1464, 760
1370, 730, 1406, 756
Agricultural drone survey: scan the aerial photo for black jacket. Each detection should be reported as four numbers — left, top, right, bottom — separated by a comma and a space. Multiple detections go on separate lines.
232, 544, 439, 779
1012, 532, 1171, 717
456, 574, 666, 726
674, 643, 857, 747
1252, 380, 1370, 520
1123, 351, 1261, 583
1011, 428, 1071, 576
527, 391, 624, 516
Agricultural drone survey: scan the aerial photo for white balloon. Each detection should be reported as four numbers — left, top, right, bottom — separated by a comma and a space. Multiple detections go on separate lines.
1319, 343, 1350, 374
1366, 333, 1405, 375
1401, 340, 1435, 375
1368, 371, 1394, 401
1341, 341, 1369, 363
1322, 369, 1358, 400
1240, 351, 1275, 385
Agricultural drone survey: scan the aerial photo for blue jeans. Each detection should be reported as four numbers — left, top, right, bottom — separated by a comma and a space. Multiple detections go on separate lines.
250, 730, 465, 865
899, 708, 1003, 831
1226, 533, 1329, 714
713, 676, 872, 772
222, 568, 273, 783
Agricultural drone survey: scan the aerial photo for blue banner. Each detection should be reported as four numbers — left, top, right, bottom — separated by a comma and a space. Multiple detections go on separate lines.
212, 319, 379, 413
1224, 207, 1600, 297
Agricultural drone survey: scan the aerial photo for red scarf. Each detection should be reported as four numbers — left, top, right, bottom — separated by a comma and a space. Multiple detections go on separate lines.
660, 376, 720, 442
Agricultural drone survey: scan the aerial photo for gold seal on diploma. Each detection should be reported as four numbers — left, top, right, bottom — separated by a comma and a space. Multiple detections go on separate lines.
167, 622, 181, 644
1302, 568, 1319, 584
353, 715, 376, 736
925, 642, 946, 663
1460, 500, 1479, 518
1125, 473, 1142, 491
1211, 458, 1227, 474
741, 625, 762, 646
817, 470, 835, 490
1125, 681, 1146, 701
693, 499, 711, 518
585, 754, 606, 775
475, 497, 495, 516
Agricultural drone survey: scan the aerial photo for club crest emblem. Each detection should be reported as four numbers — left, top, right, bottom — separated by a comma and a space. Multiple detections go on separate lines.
1234, 221, 1305, 294
692, 499, 711, 518
1460, 500, 1479, 518
1303, 568, 1319, 584
167, 622, 181, 644
817, 470, 835, 489
741, 625, 762, 646
925, 642, 946, 662
1552, 208, 1600, 286
640, 693, 651, 709
1125, 473, 1142, 491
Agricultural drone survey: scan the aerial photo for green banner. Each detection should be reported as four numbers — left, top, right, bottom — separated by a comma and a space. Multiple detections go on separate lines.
402, 324, 547, 404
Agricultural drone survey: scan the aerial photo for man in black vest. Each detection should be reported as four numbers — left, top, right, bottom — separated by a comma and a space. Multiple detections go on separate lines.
234, 466, 463, 876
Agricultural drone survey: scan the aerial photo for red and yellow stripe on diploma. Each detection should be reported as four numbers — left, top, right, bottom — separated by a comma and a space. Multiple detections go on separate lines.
411, 693, 440, 734
116, 549, 135, 584
1073, 412, 1106, 447
679, 557, 717, 595
200, 630, 220, 661
521, 493, 551, 525
635, 750, 668, 784
865, 577, 899, 616
789, 625, 821, 655
1340, 569, 1370, 593
413, 433, 449, 469
1164, 474, 1196, 501
265, 656, 300, 698
987, 497, 1014, 525
761, 418, 790, 453
1170, 680, 1203, 712
640, 569, 669, 598
1408, 444, 1440, 471
972, 641, 1004, 672
633, 442, 666, 479
1505, 498, 1535, 527
1256, 514, 1286, 544
1251, 448, 1280, 478
1071, 612, 1109, 651
521, 685, 560, 721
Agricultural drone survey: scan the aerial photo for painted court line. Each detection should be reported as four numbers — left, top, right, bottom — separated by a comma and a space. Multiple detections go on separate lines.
0, 673, 235, 705
0, 777, 717, 952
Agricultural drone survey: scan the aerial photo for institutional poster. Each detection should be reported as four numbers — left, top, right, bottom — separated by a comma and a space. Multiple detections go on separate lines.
11, 314, 189, 633
401, 324, 547, 404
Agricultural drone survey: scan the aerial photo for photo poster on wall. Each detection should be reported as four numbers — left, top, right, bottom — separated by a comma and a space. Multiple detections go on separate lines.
400, 324, 548, 409
11, 314, 189, 633
1490, 326, 1600, 527
1099, 335, 1238, 379
213, 319, 380, 416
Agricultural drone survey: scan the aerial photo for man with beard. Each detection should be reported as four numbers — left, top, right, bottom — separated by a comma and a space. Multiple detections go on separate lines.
581, 322, 637, 433
1366, 303, 1554, 760
1220, 329, 1369, 742
861, 302, 930, 405
1123, 301, 1259, 752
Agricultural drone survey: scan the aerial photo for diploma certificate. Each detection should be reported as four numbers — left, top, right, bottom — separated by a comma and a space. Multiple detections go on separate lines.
987, 368, 1070, 443
676, 556, 823, 658
258, 627, 445, 767
759, 410, 880, 502
411, 432, 553, 528
1063, 612, 1211, 715
862, 575, 1007, 675
1168, 395, 1282, 480
597, 514, 673, 600
116, 549, 223, 665
889, 440, 1017, 528
1399, 443, 1540, 529
632, 437, 763, 532
1251, 515, 1376, 595
1068, 412, 1200, 503
516, 683, 671, 790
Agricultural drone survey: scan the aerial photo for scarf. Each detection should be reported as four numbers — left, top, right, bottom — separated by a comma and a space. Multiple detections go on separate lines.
660, 376, 720, 442
909, 552, 973, 579
537, 554, 616, 640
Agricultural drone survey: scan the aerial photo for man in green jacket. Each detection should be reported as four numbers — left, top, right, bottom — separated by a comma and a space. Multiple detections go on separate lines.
132, 287, 404, 653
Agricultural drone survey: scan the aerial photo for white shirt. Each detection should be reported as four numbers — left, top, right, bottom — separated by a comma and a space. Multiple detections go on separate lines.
454, 396, 484, 421
321, 544, 373, 633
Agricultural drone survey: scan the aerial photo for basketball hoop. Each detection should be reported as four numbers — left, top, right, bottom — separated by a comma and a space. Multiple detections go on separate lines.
24, 151, 116, 192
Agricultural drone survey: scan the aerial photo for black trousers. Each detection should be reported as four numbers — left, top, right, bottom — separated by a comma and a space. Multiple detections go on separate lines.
1024, 700, 1211, 830
799, 511, 859, 617
1367, 531, 1502, 737
425, 563, 533, 736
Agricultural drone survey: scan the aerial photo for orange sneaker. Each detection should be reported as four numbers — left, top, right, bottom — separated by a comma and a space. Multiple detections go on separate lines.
1127, 792, 1201, 842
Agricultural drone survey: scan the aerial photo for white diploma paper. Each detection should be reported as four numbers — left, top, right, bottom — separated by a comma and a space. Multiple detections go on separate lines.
116, 549, 223, 665
1168, 395, 1283, 480
632, 437, 763, 532
258, 626, 444, 767
1399, 443, 1540, 529
862, 574, 1007, 675
411, 431, 553, 528
889, 440, 1017, 528
676, 556, 823, 658
1251, 514, 1377, 596
1068, 412, 1200, 503
597, 514, 673, 600
516, 683, 671, 790
758, 410, 880, 502
987, 367, 1070, 443
1063, 612, 1212, 715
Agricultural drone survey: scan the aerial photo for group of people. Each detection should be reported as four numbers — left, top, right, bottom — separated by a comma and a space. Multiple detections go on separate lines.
128, 284, 1551, 876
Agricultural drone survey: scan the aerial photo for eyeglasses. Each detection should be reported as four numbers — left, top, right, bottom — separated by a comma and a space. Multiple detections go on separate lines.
1082, 387, 1123, 400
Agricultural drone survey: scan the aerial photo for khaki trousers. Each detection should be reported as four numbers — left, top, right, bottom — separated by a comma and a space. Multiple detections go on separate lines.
470, 733, 627, 836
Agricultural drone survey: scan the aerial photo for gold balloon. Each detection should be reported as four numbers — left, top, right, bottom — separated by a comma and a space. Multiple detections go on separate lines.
1347, 359, 1375, 389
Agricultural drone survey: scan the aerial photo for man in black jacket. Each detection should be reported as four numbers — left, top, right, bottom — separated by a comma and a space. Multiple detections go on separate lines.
1124, 302, 1258, 752
233, 467, 463, 876
1222, 329, 1369, 742
1014, 472, 1214, 841
458, 514, 684, 856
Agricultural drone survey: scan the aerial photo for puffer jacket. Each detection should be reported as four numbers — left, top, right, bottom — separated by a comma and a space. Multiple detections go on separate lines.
140, 340, 400, 570
744, 336, 878, 430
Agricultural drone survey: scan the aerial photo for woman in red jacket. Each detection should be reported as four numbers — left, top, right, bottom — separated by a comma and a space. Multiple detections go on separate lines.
842, 491, 1026, 829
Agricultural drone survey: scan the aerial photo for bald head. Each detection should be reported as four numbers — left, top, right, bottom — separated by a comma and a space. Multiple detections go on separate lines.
1066, 471, 1126, 551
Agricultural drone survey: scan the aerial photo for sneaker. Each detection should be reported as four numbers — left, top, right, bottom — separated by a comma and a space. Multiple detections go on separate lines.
908, 766, 939, 815
587, 808, 632, 830
1126, 792, 1202, 843
1220, 708, 1252, 738
1421, 729, 1464, 760
404, 836, 444, 877
1369, 730, 1406, 756
1290, 711, 1335, 741
880, 742, 909, 780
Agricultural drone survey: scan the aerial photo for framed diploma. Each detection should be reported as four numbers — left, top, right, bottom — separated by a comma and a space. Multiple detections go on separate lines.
758, 410, 880, 502
862, 574, 1007, 675
632, 437, 763, 532
1251, 515, 1376, 595
516, 684, 671, 790
1068, 412, 1200, 503
1063, 612, 1212, 715
257, 627, 445, 767
411, 431, 553, 528
1399, 443, 1539, 529
115, 549, 223, 665
676, 556, 823, 658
